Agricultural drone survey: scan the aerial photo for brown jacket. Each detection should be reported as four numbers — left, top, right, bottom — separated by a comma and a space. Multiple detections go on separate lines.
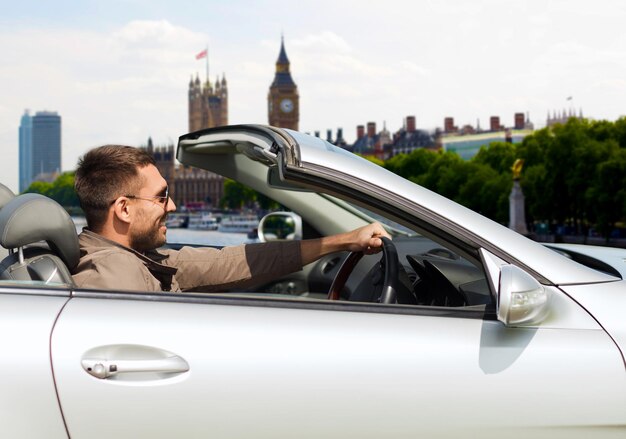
72, 229, 303, 292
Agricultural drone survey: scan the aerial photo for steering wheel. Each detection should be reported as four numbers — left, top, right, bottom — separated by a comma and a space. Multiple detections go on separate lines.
328, 237, 400, 304
407, 255, 468, 306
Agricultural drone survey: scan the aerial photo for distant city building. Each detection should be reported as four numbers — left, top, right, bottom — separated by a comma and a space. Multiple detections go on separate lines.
347, 122, 392, 161
334, 128, 347, 148
325, 129, 333, 143
489, 116, 503, 132
21, 111, 61, 186
520, 112, 534, 130
174, 166, 224, 210
140, 139, 224, 210
268, 36, 299, 130
338, 116, 437, 159
459, 124, 476, 135
441, 131, 531, 159
144, 137, 175, 184
316, 112, 535, 162
514, 112, 525, 130
438, 112, 534, 159
546, 108, 583, 127
444, 117, 457, 134
188, 69, 228, 132
19, 110, 33, 192
317, 128, 347, 148
390, 116, 437, 156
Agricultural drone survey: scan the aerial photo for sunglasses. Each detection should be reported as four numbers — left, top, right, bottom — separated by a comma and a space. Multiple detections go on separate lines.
122, 186, 170, 207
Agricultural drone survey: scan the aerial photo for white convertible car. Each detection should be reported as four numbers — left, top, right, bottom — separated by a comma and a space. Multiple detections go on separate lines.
0, 125, 625, 438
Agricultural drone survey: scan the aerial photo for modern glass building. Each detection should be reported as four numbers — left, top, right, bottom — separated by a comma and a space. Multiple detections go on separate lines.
31, 111, 61, 181
18, 110, 33, 192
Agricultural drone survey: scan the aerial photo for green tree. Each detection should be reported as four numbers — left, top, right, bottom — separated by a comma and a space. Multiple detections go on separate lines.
458, 162, 511, 223
520, 163, 549, 224
361, 155, 385, 167
219, 179, 283, 211
385, 148, 437, 179
586, 149, 626, 239
24, 172, 79, 208
380, 118, 626, 234
256, 192, 281, 211
516, 127, 551, 168
588, 119, 615, 143
613, 117, 626, 148
414, 151, 469, 201
24, 180, 53, 197
473, 141, 516, 175
49, 172, 80, 207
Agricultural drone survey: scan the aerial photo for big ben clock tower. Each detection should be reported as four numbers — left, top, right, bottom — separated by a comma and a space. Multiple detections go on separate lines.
268, 36, 299, 130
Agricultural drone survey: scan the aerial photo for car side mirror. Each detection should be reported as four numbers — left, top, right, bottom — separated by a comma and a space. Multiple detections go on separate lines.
497, 265, 549, 326
258, 212, 302, 242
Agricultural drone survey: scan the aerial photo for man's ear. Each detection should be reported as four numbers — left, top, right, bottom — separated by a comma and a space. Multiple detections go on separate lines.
111, 197, 132, 224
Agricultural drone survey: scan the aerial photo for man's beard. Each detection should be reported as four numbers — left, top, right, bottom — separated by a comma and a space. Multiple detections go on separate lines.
130, 213, 167, 251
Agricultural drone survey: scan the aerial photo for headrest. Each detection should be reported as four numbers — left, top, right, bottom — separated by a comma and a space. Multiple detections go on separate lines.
0, 193, 80, 270
0, 183, 15, 209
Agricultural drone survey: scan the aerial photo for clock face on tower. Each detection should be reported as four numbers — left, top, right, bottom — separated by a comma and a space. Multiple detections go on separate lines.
280, 98, 294, 113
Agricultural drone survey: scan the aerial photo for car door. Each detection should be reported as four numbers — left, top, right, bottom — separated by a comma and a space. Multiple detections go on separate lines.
51, 287, 625, 438
0, 287, 69, 438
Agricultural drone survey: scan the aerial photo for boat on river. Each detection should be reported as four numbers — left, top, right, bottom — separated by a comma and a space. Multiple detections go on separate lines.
165, 214, 188, 229
187, 213, 219, 230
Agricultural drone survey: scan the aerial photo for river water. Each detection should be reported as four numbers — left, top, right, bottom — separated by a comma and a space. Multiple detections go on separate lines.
73, 217, 252, 247
166, 228, 253, 246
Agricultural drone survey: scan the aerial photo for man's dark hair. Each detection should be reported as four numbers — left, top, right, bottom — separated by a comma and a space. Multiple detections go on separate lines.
75, 145, 156, 231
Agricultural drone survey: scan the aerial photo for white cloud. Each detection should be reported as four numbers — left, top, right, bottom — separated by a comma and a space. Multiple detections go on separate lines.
291, 31, 352, 53
109, 20, 208, 63
399, 61, 431, 78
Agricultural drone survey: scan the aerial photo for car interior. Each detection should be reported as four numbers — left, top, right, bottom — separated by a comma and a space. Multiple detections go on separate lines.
171, 137, 498, 309
238, 197, 494, 310
0, 193, 79, 287
0, 185, 494, 314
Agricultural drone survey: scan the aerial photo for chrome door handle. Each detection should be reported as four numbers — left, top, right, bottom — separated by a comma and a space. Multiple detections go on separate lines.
82, 356, 189, 379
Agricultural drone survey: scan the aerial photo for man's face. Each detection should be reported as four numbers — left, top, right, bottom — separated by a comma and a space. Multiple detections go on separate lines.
128, 164, 176, 251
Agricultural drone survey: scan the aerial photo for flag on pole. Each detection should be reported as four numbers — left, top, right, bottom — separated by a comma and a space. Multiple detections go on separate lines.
195, 48, 208, 60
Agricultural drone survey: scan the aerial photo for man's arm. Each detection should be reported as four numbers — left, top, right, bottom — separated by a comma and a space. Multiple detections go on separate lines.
300, 222, 389, 266
172, 222, 389, 292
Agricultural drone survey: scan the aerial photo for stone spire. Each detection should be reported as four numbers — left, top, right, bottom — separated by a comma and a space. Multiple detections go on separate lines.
272, 35, 296, 86
277, 34, 290, 65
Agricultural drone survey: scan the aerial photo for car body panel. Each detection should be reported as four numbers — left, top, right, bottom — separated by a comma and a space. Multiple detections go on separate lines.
1, 124, 625, 437
561, 281, 626, 364
546, 243, 626, 279
0, 290, 69, 438
51, 293, 625, 438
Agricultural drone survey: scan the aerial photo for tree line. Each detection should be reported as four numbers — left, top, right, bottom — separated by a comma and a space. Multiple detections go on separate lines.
24, 172, 81, 213
384, 117, 626, 237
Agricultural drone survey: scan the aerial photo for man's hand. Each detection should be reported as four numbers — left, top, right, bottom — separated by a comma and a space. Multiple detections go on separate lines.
300, 222, 391, 265
345, 222, 389, 254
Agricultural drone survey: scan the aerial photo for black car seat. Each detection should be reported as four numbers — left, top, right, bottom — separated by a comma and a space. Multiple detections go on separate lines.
0, 193, 79, 286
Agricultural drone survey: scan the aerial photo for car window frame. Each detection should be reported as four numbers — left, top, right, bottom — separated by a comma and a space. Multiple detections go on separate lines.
70, 287, 497, 320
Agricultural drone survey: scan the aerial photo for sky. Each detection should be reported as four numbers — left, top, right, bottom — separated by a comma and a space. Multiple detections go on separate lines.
1, 0, 625, 193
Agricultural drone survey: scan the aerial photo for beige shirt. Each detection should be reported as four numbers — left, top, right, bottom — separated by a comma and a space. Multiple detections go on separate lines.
72, 229, 303, 292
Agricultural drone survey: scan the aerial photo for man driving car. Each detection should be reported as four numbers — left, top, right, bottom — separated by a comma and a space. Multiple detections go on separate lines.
72, 144, 389, 292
